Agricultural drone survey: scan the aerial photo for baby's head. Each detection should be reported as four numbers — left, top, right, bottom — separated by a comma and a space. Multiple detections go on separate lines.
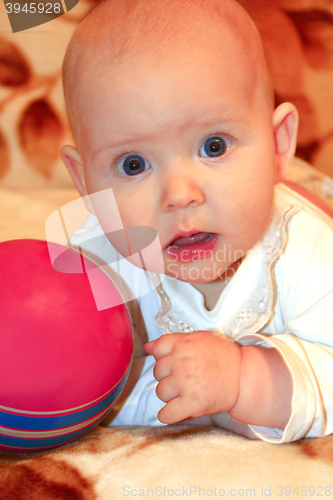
62, 0, 298, 283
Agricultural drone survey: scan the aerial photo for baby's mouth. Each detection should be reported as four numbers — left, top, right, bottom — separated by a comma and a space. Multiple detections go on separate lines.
166, 232, 219, 262
170, 232, 214, 247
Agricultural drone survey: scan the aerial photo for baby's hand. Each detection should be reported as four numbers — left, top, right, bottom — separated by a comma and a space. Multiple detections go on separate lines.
144, 332, 242, 424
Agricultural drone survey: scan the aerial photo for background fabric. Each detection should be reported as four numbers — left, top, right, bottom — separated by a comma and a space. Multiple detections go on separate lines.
1, 425, 333, 500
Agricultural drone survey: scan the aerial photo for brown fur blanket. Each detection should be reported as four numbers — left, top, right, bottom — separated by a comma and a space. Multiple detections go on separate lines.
1, 425, 333, 500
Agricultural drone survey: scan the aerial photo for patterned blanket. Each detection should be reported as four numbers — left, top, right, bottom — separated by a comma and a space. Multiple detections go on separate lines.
1, 425, 333, 499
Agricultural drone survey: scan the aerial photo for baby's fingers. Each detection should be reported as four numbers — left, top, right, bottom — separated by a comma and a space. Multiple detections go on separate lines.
144, 333, 180, 361
154, 354, 172, 381
157, 397, 191, 425
155, 376, 179, 403
143, 340, 155, 355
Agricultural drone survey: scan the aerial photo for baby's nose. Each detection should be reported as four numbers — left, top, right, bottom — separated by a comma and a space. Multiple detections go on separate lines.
160, 166, 205, 211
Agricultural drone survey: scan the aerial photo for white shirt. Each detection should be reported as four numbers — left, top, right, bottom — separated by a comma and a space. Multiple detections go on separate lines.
70, 183, 333, 443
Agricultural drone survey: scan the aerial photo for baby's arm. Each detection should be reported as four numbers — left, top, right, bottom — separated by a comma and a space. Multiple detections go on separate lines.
144, 332, 292, 430
226, 342, 292, 428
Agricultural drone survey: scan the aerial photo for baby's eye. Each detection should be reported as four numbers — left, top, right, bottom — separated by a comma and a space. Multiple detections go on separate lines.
117, 154, 150, 176
200, 136, 232, 158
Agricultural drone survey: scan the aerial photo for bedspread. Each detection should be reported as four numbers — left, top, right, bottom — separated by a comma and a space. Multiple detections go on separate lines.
1, 425, 333, 500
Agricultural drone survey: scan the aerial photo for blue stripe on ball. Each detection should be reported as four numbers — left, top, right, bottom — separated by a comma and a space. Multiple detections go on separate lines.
0, 419, 105, 451
0, 373, 127, 432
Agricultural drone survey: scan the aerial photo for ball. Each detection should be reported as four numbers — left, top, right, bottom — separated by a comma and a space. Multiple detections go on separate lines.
0, 239, 133, 453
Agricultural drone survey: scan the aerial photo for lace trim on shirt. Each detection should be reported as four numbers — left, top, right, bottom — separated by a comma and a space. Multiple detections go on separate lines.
153, 205, 301, 339
154, 284, 195, 333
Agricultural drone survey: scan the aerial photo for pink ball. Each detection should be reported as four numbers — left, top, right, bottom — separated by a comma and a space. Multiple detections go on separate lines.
0, 239, 133, 453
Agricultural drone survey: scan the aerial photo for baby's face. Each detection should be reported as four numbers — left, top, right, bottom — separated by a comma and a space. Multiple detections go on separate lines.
76, 37, 278, 283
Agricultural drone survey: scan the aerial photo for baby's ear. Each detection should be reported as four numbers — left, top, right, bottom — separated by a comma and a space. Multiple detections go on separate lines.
61, 145, 87, 197
61, 145, 95, 214
272, 103, 299, 184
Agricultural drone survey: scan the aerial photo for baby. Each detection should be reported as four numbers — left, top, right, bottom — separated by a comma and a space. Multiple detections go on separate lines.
61, 0, 333, 443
